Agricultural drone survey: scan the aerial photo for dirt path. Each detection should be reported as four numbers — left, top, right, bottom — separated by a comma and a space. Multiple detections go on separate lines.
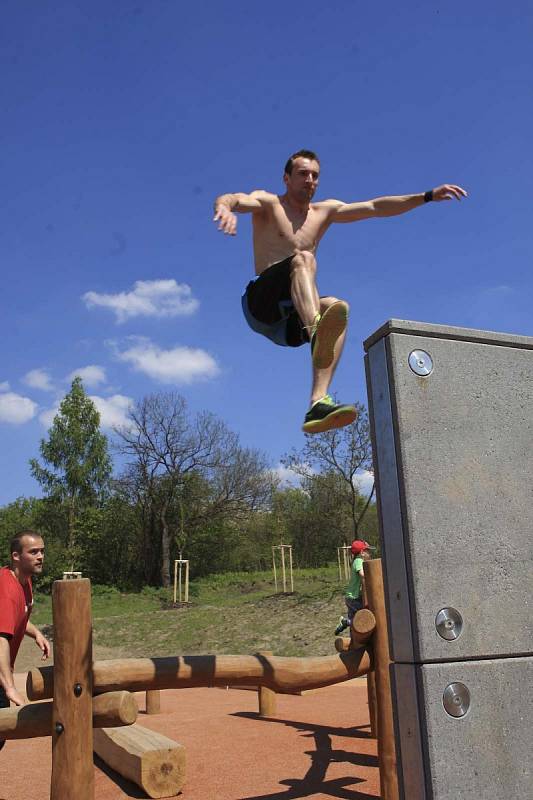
2, 676, 380, 800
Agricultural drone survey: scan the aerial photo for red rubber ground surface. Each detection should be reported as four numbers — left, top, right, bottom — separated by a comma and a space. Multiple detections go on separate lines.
1, 676, 380, 799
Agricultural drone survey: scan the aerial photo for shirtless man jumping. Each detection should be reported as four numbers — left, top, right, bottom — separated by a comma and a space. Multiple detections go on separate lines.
213, 149, 466, 434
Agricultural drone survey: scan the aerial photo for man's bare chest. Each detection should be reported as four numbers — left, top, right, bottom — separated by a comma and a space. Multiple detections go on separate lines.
265, 206, 324, 249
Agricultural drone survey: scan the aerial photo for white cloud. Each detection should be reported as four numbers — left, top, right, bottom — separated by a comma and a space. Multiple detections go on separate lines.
83, 279, 199, 324
23, 368, 54, 392
272, 463, 309, 488
39, 404, 60, 428
0, 392, 38, 424
113, 337, 220, 384
67, 365, 107, 388
0, 381, 10, 391
89, 394, 133, 429
354, 470, 375, 497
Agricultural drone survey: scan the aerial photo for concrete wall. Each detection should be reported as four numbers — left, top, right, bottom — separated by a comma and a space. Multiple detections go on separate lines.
365, 320, 533, 800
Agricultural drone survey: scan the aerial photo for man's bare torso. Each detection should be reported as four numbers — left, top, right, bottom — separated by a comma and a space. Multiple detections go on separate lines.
251, 192, 333, 275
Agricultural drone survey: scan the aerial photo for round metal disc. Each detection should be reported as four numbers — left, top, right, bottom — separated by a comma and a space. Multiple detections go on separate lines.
408, 349, 434, 376
435, 607, 463, 641
443, 682, 470, 718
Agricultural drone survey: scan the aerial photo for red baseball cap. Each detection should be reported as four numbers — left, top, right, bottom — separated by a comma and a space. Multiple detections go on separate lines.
351, 540, 374, 555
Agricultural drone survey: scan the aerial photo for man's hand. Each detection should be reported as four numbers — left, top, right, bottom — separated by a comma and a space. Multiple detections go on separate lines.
432, 184, 468, 202
5, 685, 25, 706
34, 631, 51, 660
213, 205, 238, 236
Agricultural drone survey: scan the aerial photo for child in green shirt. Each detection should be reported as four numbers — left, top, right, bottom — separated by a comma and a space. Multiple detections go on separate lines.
335, 539, 374, 635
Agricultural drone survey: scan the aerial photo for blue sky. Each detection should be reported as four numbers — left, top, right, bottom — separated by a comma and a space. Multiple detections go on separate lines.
1, 1, 532, 504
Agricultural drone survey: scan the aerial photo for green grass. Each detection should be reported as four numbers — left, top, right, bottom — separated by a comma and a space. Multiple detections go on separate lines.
31, 566, 349, 659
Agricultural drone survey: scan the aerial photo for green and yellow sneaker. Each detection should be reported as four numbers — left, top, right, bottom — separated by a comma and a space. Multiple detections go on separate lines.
302, 395, 357, 434
310, 301, 349, 370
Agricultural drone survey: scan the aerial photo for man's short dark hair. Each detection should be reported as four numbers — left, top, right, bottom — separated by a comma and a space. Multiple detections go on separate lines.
284, 150, 320, 175
10, 530, 43, 556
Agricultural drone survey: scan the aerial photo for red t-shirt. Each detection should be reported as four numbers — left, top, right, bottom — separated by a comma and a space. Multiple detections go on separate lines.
0, 566, 33, 668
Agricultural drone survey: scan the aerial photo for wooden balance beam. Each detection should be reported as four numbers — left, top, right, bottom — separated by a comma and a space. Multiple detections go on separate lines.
0, 690, 137, 740
94, 723, 186, 799
27, 648, 371, 700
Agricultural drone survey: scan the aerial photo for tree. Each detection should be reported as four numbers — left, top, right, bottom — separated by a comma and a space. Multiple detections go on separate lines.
281, 401, 375, 540
29, 377, 112, 561
115, 392, 273, 587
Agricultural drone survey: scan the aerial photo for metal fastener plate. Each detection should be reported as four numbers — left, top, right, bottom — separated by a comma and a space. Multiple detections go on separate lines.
408, 349, 434, 376
443, 682, 470, 717
436, 607, 463, 641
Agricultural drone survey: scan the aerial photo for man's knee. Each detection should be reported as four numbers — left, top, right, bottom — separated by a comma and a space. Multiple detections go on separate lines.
320, 296, 350, 313
290, 250, 317, 275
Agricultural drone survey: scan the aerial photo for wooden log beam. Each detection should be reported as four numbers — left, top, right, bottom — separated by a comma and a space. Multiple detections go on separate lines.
50, 578, 94, 800
0, 691, 137, 740
351, 608, 377, 646
335, 609, 376, 652
334, 637, 351, 652
28, 648, 371, 701
93, 723, 186, 799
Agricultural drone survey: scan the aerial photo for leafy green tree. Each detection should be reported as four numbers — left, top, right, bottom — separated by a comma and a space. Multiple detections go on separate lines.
29, 377, 112, 562
115, 392, 273, 587
281, 402, 375, 539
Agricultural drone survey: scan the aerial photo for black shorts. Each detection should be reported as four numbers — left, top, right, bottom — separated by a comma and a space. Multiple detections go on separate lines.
241, 256, 309, 348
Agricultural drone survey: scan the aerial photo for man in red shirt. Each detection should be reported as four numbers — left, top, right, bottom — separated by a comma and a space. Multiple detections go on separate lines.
0, 530, 50, 750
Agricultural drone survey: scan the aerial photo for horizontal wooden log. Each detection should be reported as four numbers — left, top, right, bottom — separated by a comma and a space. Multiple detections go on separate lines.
0, 691, 137, 740
335, 610, 376, 653
93, 723, 186, 799
351, 608, 377, 646
27, 649, 371, 701
334, 636, 351, 653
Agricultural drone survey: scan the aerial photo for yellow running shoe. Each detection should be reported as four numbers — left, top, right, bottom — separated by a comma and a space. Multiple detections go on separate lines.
302, 395, 357, 434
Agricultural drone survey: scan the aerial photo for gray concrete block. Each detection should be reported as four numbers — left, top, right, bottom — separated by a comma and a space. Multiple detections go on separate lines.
393, 657, 533, 800
366, 322, 533, 663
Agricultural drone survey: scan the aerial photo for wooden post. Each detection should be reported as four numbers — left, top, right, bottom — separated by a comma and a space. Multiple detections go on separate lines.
272, 548, 278, 592
342, 546, 351, 581
337, 547, 342, 581
367, 671, 378, 739
145, 690, 161, 715
288, 546, 294, 593
281, 545, 286, 593
173, 559, 190, 604
50, 578, 94, 800
256, 651, 276, 716
364, 558, 399, 800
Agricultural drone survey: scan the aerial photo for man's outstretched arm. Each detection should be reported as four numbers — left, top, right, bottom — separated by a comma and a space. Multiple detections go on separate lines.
213, 190, 268, 236
327, 184, 467, 223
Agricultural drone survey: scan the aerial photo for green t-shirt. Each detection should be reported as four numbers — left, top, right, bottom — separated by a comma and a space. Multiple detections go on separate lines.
345, 556, 363, 599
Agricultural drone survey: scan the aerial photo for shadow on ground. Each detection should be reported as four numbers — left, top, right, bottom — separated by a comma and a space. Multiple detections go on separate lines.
233, 713, 380, 800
